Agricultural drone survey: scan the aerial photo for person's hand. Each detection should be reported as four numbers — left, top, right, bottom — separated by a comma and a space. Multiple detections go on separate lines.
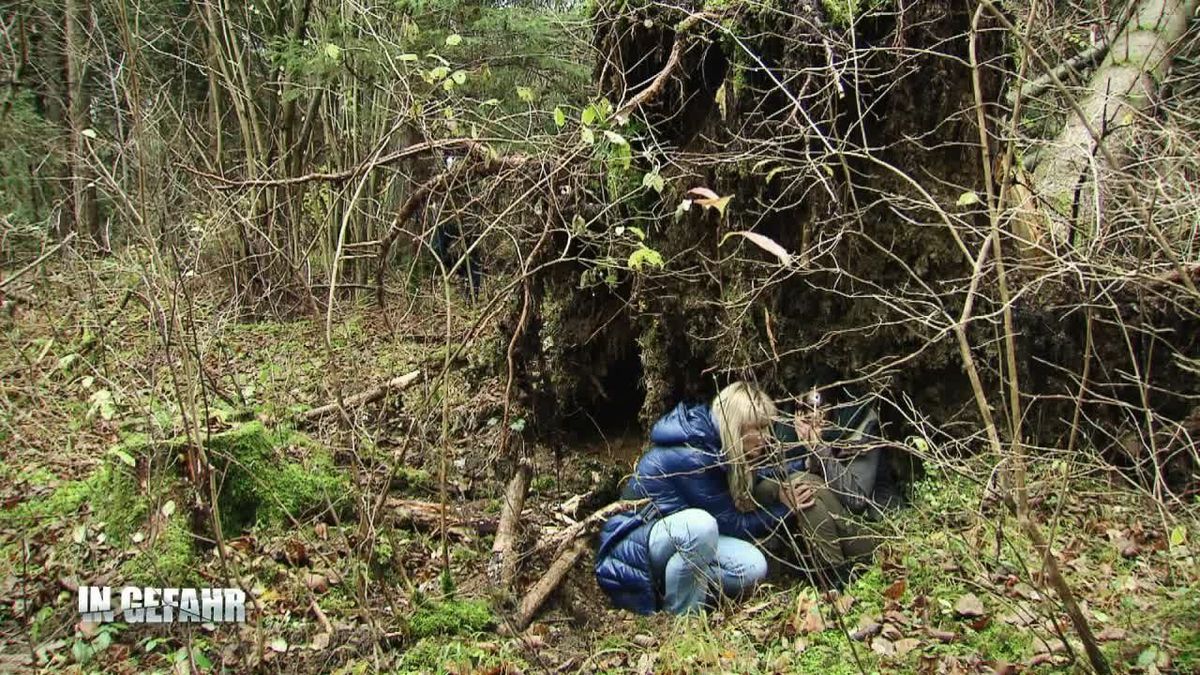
793, 403, 826, 448
780, 475, 817, 511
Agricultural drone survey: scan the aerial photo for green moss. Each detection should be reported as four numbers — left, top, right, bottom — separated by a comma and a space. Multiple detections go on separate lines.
394, 466, 432, 491
397, 636, 526, 675
530, 475, 556, 494
792, 630, 875, 673
206, 422, 349, 532
819, 0, 889, 27
92, 464, 157, 539
408, 599, 494, 639
121, 513, 199, 586
0, 477, 90, 530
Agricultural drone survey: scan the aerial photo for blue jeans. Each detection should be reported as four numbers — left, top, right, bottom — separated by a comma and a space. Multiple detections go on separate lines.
648, 508, 768, 614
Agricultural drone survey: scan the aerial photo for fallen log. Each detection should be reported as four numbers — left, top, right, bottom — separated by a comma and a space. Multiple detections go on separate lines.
384, 497, 498, 538
1006, 42, 1108, 106
1025, 0, 1196, 244
512, 539, 588, 632
507, 499, 647, 631
296, 370, 421, 423
490, 460, 532, 586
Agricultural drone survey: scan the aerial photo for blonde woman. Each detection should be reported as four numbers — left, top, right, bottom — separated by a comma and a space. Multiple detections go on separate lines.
594, 382, 793, 614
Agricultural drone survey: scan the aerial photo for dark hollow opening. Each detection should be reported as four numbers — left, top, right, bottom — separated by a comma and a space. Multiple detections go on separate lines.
561, 343, 646, 442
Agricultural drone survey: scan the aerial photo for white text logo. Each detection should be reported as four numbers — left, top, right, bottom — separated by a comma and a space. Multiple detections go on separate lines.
78, 586, 246, 623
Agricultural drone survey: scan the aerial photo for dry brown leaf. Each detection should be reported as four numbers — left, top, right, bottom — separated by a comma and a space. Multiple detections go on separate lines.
832, 593, 856, 614
721, 231, 791, 266
304, 573, 328, 593
793, 594, 827, 634
884, 578, 907, 600
800, 605, 826, 634
998, 604, 1037, 627
850, 615, 883, 641
989, 660, 1018, 674
894, 637, 921, 657
871, 636, 896, 657
968, 615, 992, 631
927, 627, 957, 643
954, 593, 986, 618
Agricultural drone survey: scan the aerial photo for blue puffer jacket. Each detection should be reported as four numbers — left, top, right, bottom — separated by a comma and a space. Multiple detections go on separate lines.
593, 402, 794, 614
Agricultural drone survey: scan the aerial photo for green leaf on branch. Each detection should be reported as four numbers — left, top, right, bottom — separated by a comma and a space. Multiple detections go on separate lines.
642, 171, 664, 193
323, 43, 341, 60
1170, 525, 1187, 548
554, 107, 567, 128
956, 191, 981, 207
602, 130, 627, 146
516, 86, 535, 103
628, 246, 665, 271
580, 127, 595, 146
445, 34, 462, 46
111, 449, 136, 468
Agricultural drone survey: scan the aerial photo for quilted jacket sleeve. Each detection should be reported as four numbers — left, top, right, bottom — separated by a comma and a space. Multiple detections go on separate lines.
633, 448, 792, 539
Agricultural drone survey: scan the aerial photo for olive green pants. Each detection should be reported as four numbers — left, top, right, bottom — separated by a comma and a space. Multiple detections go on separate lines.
786, 473, 880, 570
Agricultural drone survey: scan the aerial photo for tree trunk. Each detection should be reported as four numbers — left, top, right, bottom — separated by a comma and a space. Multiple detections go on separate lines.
1029, 0, 1197, 245
64, 0, 99, 248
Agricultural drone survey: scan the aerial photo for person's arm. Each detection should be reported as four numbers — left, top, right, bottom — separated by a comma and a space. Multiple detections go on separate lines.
634, 448, 793, 538
810, 449, 879, 514
678, 466, 793, 538
752, 453, 810, 505
625, 449, 693, 517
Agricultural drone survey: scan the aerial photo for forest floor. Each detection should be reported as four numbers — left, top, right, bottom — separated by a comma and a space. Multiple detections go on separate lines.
1, 261, 1199, 674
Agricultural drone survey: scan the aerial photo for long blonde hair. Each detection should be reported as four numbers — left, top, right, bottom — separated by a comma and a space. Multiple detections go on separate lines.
711, 381, 777, 512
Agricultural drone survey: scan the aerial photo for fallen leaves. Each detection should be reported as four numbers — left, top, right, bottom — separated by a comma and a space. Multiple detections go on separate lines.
631, 634, 655, 648
953, 593, 986, 619
926, 627, 957, 643
884, 578, 907, 600
303, 573, 328, 593
850, 615, 883, 641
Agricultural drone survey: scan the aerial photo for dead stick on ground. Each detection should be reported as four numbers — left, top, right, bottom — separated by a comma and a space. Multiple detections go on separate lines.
310, 598, 332, 635
491, 459, 532, 585
1, 231, 76, 290
507, 500, 646, 632
532, 499, 647, 560
512, 539, 588, 632
296, 370, 420, 422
